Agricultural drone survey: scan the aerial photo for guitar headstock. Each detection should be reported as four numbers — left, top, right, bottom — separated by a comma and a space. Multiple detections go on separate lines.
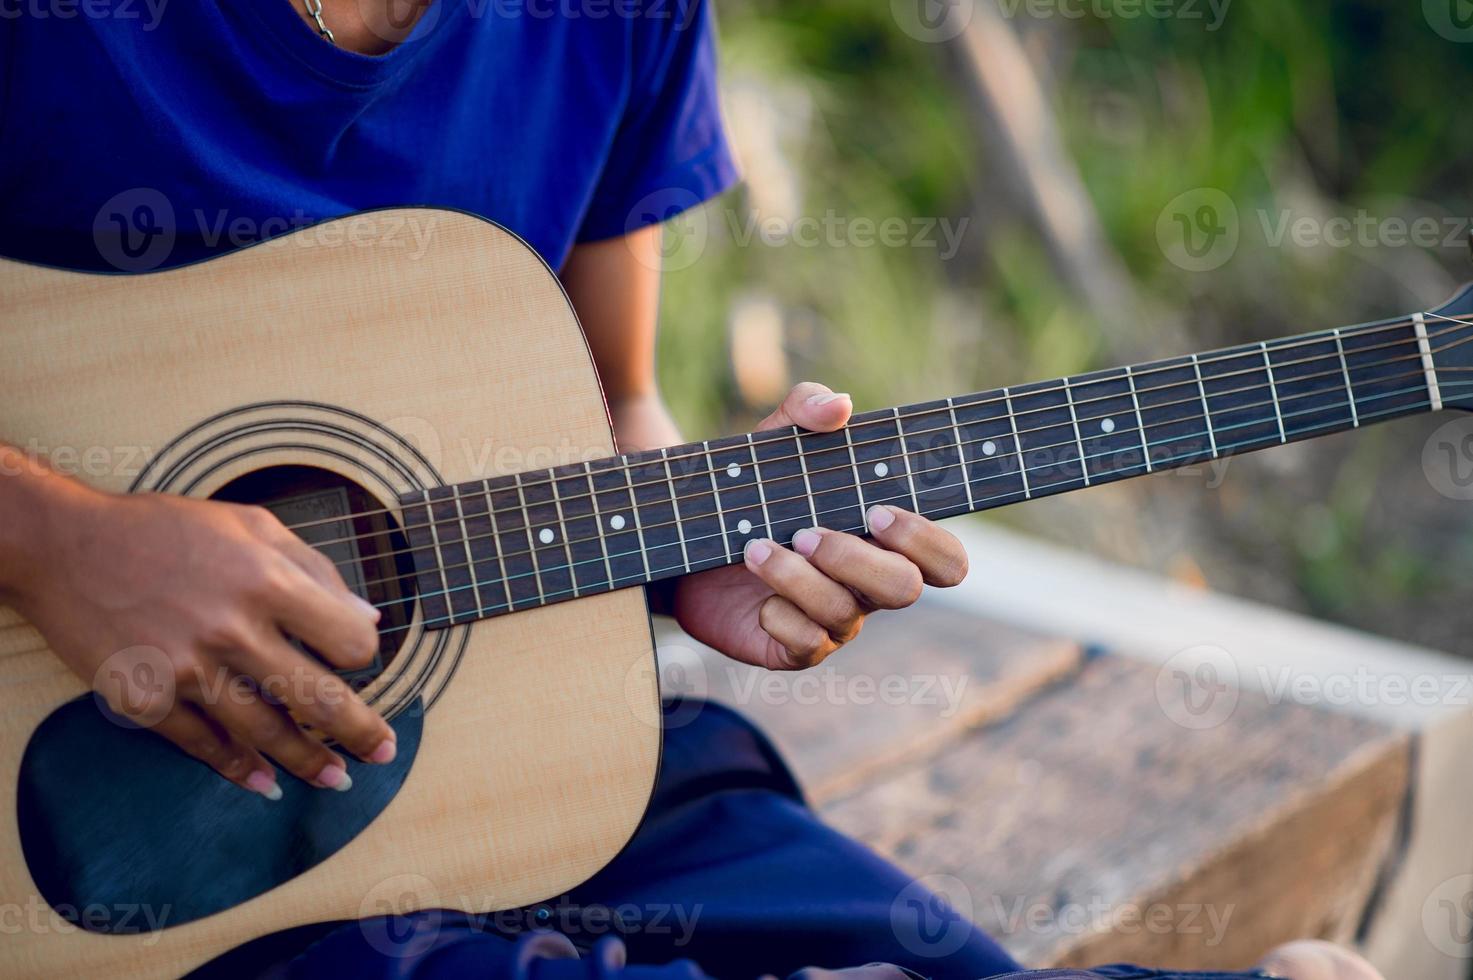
1427, 282, 1473, 411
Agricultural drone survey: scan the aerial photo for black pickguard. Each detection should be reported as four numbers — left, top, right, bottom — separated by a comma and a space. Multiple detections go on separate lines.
16, 695, 422, 934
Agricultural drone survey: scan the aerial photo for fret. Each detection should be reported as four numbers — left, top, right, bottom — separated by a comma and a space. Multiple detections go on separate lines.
799, 428, 866, 534
1124, 365, 1152, 472
747, 434, 777, 540
552, 462, 609, 597
581, 463, 617, 589
1133, 357, 1215, 470
895, 407, 922, 511
664, 446, 725, 571
842, 425, 867, 527
705, 435, 767, 559
1414, 312, 1443, 411
1061, 379, 1091, 486
897, 399, 971, 520
950, 388, 1027, 507
700, 442, 734, 557
588, 457, 648, 588
1189, 353, 1219, 456
457, 481, 512, 615
627, 449, 686, 579
1002, 388, 1031, 499
486, 474, 541, 611
518, 471, 573, 602
1332, 328, 1359, 427
1263, 335, 1355, 442
399, 492, 451, 629
1194, 344, 1281, 459
1340, 320, 1428, 421
796, 436, 820, 527
1259, 342, 1287, 443
1009, 379, 1086, 496
1064, 369, 1149, 487
946, 398, 977, 511
847, 409, 916, 517
450, 493, 485, 616
751, 429, 811, 546
428, 486, 478, 625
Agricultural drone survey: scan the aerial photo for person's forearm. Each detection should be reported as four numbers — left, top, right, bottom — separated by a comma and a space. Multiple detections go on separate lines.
0, 444, 90, 601
609, 392, 683, 453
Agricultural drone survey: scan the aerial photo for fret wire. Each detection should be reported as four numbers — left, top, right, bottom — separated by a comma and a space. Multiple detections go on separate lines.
623, 462, 653, 581
746, 433, 775, 540
946, 397, 977, 511
481, 482, 515, 611
893, 406, 923, 511
1003, 387, 1031, 498
702, 441, 735, 561
512, 473, 546, 605
661, 447, 693, 573
582, 462, 617, 588
1124, 365, 1152, 472
548, 478, 579, 596
1061, 379, 1091, 487
795, 428, 820, 527
452, 491, 486, 617
1189, 353, 1219, 456
1332, 328, 1359, 427
842, 425, 869, 527
1259, 341, 1287, 443
424, 496, 456, 621
399, 382, 1440, 625
380, 357, 1433, 593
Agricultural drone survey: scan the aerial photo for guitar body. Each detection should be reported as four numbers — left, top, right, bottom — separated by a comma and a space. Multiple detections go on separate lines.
0, 210, 662, 977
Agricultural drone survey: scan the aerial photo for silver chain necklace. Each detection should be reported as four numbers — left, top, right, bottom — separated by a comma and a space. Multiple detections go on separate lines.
303, 0, 336, 44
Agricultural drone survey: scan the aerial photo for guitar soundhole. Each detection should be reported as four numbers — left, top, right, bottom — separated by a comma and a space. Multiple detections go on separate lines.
211, 465, 416, 688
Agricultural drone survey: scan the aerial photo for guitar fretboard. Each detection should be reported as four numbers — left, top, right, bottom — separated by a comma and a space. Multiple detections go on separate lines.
399, 314, 1441, 629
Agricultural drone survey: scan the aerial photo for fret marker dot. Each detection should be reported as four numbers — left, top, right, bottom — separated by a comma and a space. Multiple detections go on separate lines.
982, 441, 997, 456
727, 463, 741, 478
1100, 418, 1116, 434
873, 462, 889, 478
609, 515, 626, 531
737, 519, 753, 535
538, 528, 555, 545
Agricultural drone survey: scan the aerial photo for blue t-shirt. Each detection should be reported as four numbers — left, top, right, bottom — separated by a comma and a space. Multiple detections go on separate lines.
0, 0, 738, 272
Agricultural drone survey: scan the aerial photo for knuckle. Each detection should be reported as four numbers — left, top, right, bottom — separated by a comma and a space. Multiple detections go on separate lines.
217, 752, 253, 780
238, 504, 281, 534
199, 614, 254, 652
893, 568, 925, 607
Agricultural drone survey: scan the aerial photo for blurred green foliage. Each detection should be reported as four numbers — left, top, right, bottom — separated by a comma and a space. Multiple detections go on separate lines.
657, 0, 1473, 650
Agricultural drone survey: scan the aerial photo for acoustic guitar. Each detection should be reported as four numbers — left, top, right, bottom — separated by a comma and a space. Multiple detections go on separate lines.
2, 208, 1470, 978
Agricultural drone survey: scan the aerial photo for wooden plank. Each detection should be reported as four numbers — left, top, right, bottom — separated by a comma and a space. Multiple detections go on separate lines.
820, 653, 1410, 969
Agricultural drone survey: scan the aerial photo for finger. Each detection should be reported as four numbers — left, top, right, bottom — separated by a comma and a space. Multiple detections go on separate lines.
275, 531, 379, 621
756, 382, 852, 433
790, 527, 924, 610
756, 595, 841, 671
863, 506, 969, 587
260, 556, 380, 671
151, 704, 280, 800
197, 672, 354, 790
236, 628, 397, 765
743, 539, 863, 642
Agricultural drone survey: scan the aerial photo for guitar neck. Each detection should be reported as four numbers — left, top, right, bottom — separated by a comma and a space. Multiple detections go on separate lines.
401, 312, 1444, 629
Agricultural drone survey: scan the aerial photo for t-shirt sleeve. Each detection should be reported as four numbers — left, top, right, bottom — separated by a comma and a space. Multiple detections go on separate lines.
576, 0, 741, 244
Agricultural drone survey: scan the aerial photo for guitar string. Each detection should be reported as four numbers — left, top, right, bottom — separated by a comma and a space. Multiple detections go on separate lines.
365, 374, 1446, 617
294, 319, 1464, 557
370, 380, 1471, 638
309, 341, 1451, 578
271, 310, 1466, 537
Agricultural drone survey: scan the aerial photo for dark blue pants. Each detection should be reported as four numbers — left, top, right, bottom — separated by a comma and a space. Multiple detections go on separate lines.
201, 701, 1270, 980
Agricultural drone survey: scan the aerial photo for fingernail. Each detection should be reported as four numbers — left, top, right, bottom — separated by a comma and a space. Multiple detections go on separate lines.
744, 539, 773, 566
367, 738, 397, 764
806, 392, 850, 407
352, 595, 382, 623
866, 505, 896, 532
316, 763, 353, 792
792, 528, 821, 557
246, 770, 282, 802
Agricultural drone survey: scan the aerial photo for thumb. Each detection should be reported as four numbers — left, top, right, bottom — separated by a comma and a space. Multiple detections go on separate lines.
757, 382, 852, 433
